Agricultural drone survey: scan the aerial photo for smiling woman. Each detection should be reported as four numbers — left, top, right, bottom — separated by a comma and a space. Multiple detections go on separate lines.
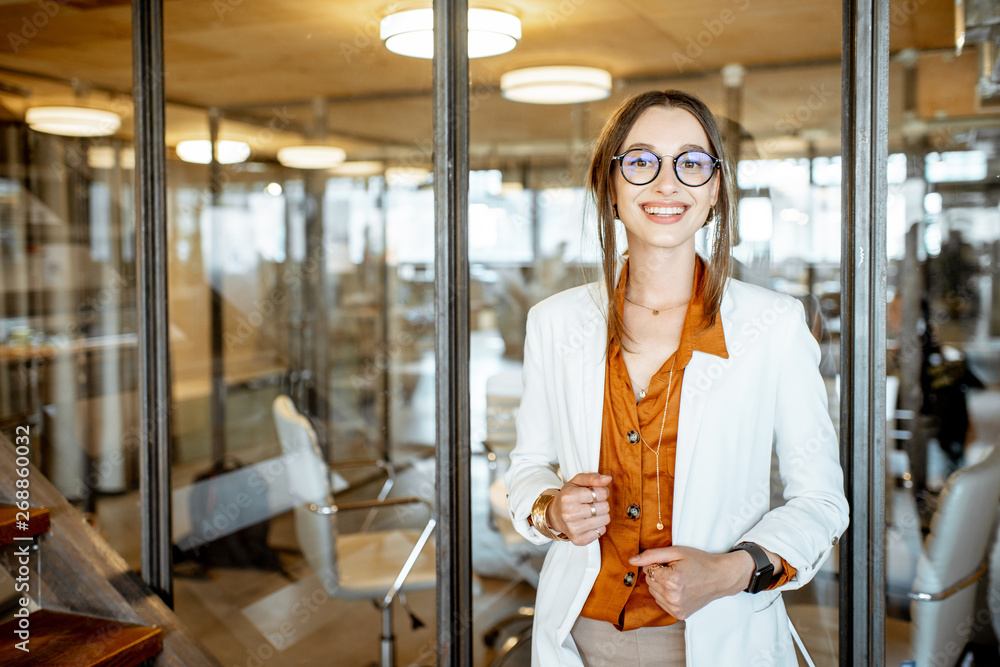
504, 90, 849, 666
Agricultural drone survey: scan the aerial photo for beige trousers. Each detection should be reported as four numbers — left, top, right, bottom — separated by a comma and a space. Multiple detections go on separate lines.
570, 616, 686, 667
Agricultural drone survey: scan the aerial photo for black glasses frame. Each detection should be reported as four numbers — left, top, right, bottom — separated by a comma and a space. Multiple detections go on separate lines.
612, 148, 721, 187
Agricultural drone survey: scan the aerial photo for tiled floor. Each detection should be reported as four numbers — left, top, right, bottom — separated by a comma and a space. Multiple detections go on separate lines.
88, 330, 1000, 666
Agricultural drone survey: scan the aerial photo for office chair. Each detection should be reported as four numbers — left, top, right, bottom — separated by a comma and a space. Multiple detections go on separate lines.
272, 395, 435, 667
907, 444, 1000, 666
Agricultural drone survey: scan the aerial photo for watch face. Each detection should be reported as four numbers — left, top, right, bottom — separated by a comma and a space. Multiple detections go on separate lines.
749, 564, 775, 594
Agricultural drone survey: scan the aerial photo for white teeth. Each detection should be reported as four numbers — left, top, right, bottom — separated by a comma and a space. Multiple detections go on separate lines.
643, 206, 685, 215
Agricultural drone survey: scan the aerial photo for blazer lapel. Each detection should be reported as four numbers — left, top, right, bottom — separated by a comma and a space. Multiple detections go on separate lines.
673, 351, 712, 532
673, 289, 735, 536
570, 284, 608, 475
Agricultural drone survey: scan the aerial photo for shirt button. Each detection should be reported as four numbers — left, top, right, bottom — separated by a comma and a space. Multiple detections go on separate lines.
626, 430, 640, 444
623, 572, 635, 587
627, 504, 641, 519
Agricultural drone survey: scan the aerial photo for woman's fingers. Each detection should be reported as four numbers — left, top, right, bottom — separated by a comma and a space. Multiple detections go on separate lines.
548, 474, 614, 544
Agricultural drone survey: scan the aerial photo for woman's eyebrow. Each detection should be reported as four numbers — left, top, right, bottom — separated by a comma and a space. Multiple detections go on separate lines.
622, 141, 710, 153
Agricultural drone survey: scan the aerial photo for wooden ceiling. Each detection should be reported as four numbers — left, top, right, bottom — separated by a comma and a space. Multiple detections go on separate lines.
0, 0, 992, 171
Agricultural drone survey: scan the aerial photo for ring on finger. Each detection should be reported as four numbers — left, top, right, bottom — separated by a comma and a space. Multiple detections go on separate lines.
590, 488, 598, 502
646, 563, 663, 582
590, 503, 597, 517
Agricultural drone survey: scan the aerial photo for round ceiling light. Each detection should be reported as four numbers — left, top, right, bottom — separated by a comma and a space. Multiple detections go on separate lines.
277, 145, 347, 169
500, 66, 613, 105
26, 106, 121, 137
176, 139, 251, 164
381, 8, 521, 59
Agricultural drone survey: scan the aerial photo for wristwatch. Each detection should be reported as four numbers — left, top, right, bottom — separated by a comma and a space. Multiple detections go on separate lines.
729, 542, 774, 593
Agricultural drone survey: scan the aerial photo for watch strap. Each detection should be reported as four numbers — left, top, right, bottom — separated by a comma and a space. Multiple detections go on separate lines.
729, 542, 774, 593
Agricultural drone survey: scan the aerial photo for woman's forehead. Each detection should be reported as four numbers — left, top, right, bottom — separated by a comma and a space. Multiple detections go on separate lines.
621, 106, 711, 151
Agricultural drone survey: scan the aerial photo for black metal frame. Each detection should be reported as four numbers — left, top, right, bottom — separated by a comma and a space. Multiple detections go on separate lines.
433, 0, 473, 664
132, 0, 173, 607
840, 0, 889, 663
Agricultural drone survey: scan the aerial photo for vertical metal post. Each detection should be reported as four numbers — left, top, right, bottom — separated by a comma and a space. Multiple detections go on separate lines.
722, 63, 745, 161
376, 178, 391, 462
132, 0, 173, 606
303, 170, 328, 456
841, 0, 888, 662
433, 0, 471, 664
208, 108, 227, 469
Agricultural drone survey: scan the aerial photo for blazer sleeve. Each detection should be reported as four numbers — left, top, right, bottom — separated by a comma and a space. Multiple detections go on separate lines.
737, 299, 850, 588
505, 306, 566, 545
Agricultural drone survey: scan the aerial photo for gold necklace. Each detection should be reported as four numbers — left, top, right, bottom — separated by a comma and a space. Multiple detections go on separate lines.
639, 354, 677, 531
624, 295, 688, 316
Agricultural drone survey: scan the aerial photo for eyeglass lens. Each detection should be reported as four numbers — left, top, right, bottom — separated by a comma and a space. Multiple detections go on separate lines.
618, 149, 716, 186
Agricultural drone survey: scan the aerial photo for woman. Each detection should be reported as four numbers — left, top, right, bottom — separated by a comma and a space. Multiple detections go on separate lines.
505, 90, 849, 666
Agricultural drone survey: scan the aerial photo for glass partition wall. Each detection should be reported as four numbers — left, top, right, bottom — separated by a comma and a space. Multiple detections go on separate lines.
2, 0, 994, 665
464, 2, 851, 662
159, 5, 441, 665
883, 2, 1000, 662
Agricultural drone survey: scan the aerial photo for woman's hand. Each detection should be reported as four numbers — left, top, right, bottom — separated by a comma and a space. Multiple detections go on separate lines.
545, 473, 612, 546
628, 546, 755, 619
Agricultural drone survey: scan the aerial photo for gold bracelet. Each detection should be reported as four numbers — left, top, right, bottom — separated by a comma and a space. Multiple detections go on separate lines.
531, 493, 569, 541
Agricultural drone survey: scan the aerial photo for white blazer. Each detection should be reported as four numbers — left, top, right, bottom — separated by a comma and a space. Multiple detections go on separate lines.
505, 276, 850, 667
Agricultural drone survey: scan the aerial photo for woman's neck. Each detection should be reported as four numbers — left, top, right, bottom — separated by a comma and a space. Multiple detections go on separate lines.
624, 244, 697, 310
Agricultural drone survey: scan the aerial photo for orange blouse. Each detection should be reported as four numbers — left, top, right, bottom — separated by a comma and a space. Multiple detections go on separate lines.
579, 257, 796, 631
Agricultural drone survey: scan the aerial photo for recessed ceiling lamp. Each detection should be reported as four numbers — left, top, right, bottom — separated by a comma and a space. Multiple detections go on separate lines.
176, 139, 251, 164
380, 7, 521, 59
500, 66, 612, 105
26, 106, 121, 137
277, 145, 347, 170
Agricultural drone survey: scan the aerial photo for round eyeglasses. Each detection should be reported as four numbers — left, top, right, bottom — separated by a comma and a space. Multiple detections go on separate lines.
612, 148, 720, 187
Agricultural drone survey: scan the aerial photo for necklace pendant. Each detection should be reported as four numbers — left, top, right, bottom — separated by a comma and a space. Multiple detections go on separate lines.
656, 521, 664, 530
651, 309, 659, 315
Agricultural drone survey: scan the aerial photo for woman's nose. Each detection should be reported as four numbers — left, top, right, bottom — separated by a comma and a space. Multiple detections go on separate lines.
651, 159, 681, 192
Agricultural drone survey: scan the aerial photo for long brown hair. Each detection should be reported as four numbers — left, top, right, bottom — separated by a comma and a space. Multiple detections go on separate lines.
587, 90, 736, 352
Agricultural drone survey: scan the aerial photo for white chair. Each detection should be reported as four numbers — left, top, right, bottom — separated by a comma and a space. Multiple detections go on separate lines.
272, 395, 435, 667
907, 445, 1000, 666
